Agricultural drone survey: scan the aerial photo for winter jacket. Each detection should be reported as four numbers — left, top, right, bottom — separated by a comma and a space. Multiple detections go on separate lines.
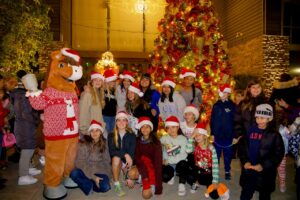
135, 138, 163, 194
238, 125, 284, 192
74, 140, 112, 179
142, 89, 161, 118
10, 86, 39, 149
211, 100, 236, 140
108, 131, 136, 161
158, 92, 187, 122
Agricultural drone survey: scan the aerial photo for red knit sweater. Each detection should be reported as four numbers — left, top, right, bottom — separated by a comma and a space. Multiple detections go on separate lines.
29, 87, 79, 140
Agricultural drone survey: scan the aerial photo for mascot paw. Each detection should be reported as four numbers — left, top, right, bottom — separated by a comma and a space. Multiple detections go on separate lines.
43, 184, 67, 200
26, 90, 42, 97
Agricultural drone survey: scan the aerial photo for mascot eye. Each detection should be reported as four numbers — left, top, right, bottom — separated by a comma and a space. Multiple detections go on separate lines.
59, 63, 65, 68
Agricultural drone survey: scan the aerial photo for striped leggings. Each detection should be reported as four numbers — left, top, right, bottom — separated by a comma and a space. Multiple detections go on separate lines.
277, 155, 286, 191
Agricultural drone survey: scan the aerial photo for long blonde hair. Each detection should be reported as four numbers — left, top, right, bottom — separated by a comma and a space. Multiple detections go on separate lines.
88, 81, 105, 108
112, 125, 133, 148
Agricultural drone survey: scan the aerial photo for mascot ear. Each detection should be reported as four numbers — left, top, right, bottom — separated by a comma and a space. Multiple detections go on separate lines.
51, 50, 62, 61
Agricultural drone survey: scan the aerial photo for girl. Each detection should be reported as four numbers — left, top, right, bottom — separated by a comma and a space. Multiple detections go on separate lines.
158, 78, 186, 122
179, 68, 202, 109
79, 71, 105, 137
139, 73, 161, 131
129, 117, 163, 199
102, 69, 118, 134
108, 111, 136, 197
125, 82, 153, 135
160, 116, 188, 196
186, 123, 219, 193
70, 120, 111, 195
116, 71, 135, 112
180, 104, 199, 139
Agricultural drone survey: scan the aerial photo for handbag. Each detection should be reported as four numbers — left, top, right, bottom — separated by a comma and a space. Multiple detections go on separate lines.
2, 130, 16, 148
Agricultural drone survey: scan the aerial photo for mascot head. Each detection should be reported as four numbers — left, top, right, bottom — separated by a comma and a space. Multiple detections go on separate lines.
46, 48, 82, 93
205, 183, 229, 200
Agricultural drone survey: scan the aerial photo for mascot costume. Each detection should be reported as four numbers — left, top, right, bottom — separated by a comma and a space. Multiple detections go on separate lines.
24, 48, 82, 199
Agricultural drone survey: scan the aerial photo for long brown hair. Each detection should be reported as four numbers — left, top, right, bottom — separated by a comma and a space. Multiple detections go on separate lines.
112, 122, 133, 148
241, 79, 265, 111
125, 92, 149, 114
88, 80, 105, 108
83, 133, 107, 153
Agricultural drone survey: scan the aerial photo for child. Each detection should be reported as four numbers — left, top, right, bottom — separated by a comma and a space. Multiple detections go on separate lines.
179, 68, 202, 109
102, 69, 118, 134
117, 71, 135, 111
210, 84, 236, 180
79, 71, 106, 137
160, 116, 188, 196
107, 111, 136, 197
130, 117, 163, 199
70, 120, 111, 195
186, 122, 219, 194
238, 104, 284, 200
180, 104, 199, 139
158, 78, 186, 122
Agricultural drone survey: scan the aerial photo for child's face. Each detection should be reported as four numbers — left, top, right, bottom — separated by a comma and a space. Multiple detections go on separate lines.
162, 85, 171, 96
166, 126, 179, 137
235, 93, 244, 104
140, 77, 150, 88
122, 78, 131, 89
92, 78, 103, 89
116, 118, 128, 130
184, 112, 195, 123
249, 84, 262, 97
90, 128, 102, 142
255, 117, 269, 129
141, 125, 151, 137
127, 90, 136, 101
107, 81, 116, 89
220, 92, 229, 101
183, 76, 195, 87
194, 133, 207, 144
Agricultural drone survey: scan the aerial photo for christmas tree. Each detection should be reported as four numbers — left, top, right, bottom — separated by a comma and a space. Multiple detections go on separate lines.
149, 0, 231, 123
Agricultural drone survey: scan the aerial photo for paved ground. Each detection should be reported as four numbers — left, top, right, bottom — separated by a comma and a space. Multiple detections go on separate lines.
0, 156, 297, 200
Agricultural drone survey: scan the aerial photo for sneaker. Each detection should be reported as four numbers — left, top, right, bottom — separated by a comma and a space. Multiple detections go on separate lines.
225, 172, 231, 180
178, 183, 186, 196
29, 168, 41, 176
18, 175, 38, 185
167, 176, 175, 185
114, 184, 125, 197
190, 183, 199, 194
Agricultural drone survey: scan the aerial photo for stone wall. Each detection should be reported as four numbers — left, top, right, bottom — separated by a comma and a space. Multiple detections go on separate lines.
229, 35, 289, 97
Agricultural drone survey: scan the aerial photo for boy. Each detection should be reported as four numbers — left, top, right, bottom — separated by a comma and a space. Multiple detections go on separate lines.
210, 84, 236, 180
238, 104, 284, 200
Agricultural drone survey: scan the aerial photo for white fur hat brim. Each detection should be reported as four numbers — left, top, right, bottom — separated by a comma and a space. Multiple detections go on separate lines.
128, 85, 144, 97
115, 112, 129, 121
105, 75, 117, 82
91, 74, 104, 81
88, 124, 104, 133
136, 120, 153, 130
165, 121, 180, 127
196, 128, 209, 137
162, 80, 176, 88
179, 72, 196, 79
120, 74, 135, 82
184, 106, 199, 120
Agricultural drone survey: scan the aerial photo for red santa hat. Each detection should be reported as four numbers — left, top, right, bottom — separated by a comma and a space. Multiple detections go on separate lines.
119, 71, 135, 82
88, 120, 104, 133
115, 111, 129, 121
195, 122, 209, 137
179, 68, 196, 79
128, 82, 144, 97
61, 48, 81, 63
90, 71, 104, 81
136, 116, 153, 130
165, 116, 180, 127
218, 84, 231, 97
161, 77, 176, 88
104, 69, 117, 82
184, 104, 199, 121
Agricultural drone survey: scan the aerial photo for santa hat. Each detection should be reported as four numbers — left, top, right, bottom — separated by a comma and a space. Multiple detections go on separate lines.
161, 77, 176, 88
255, 104, 273, 119
165, 116, 180, 127
115, 111, 129, 121
195, 122, 209, 137
128, 82, 144, 97
218, 83, 231, 97
90, 71, 104, 81
61, 48, 81, 63
179, 68, 196, 79
136, 116, 153, 130
104, 69, 117, 82
205, 183, 230, 200
88, 120, 104, 133
120, 71, 135, 82
184, 104, 199, 121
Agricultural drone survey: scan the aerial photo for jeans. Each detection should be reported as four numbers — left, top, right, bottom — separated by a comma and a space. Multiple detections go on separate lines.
70, 168, 110, 195
103, 115, 115, 134
214, 140, 233, 173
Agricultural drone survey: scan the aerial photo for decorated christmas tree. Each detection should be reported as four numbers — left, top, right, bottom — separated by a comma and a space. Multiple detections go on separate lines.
149, 0, 232, 123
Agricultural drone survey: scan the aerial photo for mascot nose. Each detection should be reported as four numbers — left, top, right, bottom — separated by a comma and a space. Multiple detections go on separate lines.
68, 65, 83, 81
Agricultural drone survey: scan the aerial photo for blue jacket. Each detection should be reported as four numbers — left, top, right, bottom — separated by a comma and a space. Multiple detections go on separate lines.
211, 100, 236, 140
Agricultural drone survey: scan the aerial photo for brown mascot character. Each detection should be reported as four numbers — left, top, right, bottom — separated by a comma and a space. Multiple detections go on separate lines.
24, 48, 82, 199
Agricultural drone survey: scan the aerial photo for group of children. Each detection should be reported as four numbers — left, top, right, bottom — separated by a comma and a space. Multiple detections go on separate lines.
1, 67, 299, 200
